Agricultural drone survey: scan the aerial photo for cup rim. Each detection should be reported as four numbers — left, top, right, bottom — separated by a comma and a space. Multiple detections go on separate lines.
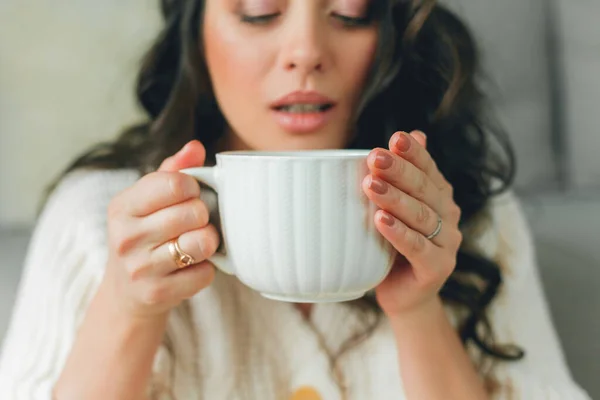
215, 149, 371, 160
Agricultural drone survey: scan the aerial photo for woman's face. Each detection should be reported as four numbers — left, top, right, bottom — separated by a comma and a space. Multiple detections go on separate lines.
203, 0, 379, 151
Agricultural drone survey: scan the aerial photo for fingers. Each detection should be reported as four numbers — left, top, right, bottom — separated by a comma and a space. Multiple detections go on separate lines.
116, 172, 201, 217
129, 224, 221, 280
140, 198, 210, 247
153, 224, 220, 275
388, 131, 449, 191
159, 140, 207, 172
114, 140, 207, 218
374, 210, 455, 283
106, 140, 216, 316
138, 262, 216, 307
410, 130, 427, 148
367, 148, 442, 214
362, 175, 446, 246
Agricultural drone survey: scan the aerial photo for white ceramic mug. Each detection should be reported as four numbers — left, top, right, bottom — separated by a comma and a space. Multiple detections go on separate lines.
181, 150, 395, 303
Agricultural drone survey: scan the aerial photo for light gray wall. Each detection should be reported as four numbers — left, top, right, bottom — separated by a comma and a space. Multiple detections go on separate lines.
554, 0, 600, 189
0, 1, 160, 226
448, 0, 600, 192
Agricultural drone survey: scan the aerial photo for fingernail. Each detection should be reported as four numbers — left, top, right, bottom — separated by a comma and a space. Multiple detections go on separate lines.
374, 151, 393, 169
379, 211, 395, 227
368, 176, 388, 195
394, 133, 412, 153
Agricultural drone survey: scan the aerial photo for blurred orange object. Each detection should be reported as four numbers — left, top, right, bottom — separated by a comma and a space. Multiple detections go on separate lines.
289, 386, 322, 400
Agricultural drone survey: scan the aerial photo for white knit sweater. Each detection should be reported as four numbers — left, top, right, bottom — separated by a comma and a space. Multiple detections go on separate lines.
0, 170, 591, 400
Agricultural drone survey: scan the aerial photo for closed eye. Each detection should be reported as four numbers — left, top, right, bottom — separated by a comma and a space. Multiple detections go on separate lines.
332, 13, 372, 27
240, 12, 280, 25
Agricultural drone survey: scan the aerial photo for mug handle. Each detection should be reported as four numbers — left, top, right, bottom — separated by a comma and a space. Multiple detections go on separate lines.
180, 167, 235, 276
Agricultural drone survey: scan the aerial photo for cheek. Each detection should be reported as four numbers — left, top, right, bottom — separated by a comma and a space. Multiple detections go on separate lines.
338, 33, 378, 97
203, 19, 269, 108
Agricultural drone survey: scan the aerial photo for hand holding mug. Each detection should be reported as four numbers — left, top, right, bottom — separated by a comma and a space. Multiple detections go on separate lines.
103, 141, 220, 320
363, 131, 463, 318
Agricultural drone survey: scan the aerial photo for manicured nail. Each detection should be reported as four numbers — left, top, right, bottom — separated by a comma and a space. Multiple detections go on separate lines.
374, 151, 393, 169
394, 133, 412, 153
379, 211, 395, 227
368, 176, 388, 195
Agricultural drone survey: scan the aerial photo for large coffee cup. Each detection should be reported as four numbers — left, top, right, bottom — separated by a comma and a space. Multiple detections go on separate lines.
181, 150, 395, 303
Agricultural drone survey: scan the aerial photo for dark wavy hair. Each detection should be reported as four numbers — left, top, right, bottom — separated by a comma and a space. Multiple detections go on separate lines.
57, 0, 524, 387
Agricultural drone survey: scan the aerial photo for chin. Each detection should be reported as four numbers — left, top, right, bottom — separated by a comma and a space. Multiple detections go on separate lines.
230, 124, 349, 152
262, 132, 348, 151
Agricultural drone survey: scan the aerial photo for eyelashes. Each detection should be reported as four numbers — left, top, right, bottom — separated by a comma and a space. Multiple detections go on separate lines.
332, 13, 372, 27
239, 12, 374, 27
240, 12, 280, 24
241, 14, 371, 27
236, 0, 375, 27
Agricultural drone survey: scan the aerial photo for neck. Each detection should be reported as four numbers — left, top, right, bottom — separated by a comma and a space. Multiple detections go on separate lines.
296, 303, 313, 319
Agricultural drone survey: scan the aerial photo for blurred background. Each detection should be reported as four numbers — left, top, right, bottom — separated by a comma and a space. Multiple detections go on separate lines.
0, 0, 598, 397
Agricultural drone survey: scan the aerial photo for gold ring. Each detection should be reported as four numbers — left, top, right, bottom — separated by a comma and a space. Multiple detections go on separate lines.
168, 238, 196, 269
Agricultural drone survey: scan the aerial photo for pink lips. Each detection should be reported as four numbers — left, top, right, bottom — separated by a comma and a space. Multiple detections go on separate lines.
270, 91, 337, 134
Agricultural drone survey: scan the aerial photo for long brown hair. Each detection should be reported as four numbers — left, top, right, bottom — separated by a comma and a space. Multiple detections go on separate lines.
56, 0, 524, 382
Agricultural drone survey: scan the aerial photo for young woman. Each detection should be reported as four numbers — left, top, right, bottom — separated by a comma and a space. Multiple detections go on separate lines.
0, 0, 589, 399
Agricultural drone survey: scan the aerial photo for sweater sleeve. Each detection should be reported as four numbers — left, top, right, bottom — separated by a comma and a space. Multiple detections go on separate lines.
0, 170, 142, 399
481, 191, 591, 399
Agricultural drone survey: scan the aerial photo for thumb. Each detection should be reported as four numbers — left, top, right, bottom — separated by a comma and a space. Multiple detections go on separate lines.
159, 140, 207, 172
411, 131, 427, 149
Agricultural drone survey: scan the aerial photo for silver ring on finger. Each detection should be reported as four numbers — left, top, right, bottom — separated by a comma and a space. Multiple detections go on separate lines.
426, 216, 443, 240
168, 238, 197, 269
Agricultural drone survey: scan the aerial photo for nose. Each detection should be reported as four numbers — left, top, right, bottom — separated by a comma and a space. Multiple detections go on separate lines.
280, 22, 326, 74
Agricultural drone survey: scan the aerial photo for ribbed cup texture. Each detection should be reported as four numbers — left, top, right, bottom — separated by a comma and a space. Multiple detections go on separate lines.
217, 153, 395, 302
